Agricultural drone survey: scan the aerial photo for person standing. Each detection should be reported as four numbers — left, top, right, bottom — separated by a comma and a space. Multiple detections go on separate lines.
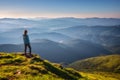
23, 30, 32, 57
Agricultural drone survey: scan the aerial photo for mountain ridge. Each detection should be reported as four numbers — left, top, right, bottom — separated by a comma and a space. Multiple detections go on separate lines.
68, 54, 120, 73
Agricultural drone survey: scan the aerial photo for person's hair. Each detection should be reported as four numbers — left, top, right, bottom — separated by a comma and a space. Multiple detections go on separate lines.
24, 30, 27, 35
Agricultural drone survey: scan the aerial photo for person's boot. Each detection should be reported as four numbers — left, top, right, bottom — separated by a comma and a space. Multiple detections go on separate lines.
24, 53, 31, 58
29, 53, 33, 57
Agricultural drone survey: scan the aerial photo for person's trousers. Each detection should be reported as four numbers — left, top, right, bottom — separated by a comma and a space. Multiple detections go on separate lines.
24, 44, 31, 54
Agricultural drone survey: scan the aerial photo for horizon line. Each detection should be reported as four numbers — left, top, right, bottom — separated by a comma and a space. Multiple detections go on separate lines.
0, 17, 120, 19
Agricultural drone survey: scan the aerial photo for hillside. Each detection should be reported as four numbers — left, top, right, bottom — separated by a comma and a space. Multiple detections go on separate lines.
0, 53, 120, 80
0, 52, 85, 80
68, 54, 120, 72
68, 54, 120, 80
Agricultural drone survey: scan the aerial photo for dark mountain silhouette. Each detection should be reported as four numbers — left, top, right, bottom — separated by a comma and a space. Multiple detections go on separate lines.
0, 44, 23, 52
63, 39, 111, 58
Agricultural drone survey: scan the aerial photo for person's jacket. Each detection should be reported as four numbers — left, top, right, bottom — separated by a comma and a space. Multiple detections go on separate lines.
23, 34, 30, 44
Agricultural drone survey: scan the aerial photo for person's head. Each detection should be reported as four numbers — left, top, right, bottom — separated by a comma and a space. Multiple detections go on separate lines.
24, 30, 28, 35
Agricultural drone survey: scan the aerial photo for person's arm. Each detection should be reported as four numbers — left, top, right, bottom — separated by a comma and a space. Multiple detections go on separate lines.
26, 35, 30, 44
23, 35, 26, 44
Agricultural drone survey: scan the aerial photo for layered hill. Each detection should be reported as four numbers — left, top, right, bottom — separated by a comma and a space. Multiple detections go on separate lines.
68, 54, 120, 80
0, 39, 111, 64
55, 25, 120, 53
68, 54, 120, 73
0, 52, 85, 80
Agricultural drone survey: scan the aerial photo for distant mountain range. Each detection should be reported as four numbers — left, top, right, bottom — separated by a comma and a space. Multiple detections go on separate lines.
30, 32, 73, 42
0, 17, 120, 32
54, 25, 120, 53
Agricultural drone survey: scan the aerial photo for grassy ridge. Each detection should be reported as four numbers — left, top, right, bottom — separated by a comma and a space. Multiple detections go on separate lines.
1, 53, 120, 80
68, 54, 120, 80
68, 54, 120, 72
0, 52, 85, 80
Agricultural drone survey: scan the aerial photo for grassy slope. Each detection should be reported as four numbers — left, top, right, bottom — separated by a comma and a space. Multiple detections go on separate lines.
0, 52, 86, 80
68, 54, 120, 80
80, 71, 120, 80
1, 53, 120, 80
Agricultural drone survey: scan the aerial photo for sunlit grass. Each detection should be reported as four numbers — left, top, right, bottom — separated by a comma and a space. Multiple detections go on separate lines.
1, 52, 120, 80
0, 52, 86, 80
68, 54, 120, 80
80, 71, 120, 80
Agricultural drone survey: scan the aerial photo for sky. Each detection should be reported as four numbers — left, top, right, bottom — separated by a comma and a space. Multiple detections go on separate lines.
0, 0, 120, 18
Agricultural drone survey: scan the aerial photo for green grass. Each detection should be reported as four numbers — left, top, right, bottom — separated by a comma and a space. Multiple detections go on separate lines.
2, 52, 119, 80
80, 71, 120, 80
0, 52, 87, 80
68, 54, 120, 72
68, 54, 120, 80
